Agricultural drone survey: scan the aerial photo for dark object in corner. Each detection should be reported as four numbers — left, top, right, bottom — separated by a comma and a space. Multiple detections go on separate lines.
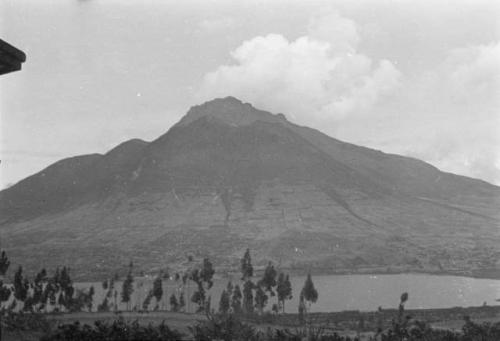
0, 38, 26, 75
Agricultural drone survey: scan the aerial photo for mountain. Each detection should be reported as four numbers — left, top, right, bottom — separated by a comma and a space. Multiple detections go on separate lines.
1, 97, 499, 280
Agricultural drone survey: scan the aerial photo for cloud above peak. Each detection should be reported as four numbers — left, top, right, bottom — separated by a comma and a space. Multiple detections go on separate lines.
307, 9, 360, 53
197, 10, 401, 127
196, 10, 499, 185
404, 42, 500, 184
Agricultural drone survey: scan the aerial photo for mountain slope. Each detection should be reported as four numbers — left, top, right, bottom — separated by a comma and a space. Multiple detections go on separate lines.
1, 97, 499, 280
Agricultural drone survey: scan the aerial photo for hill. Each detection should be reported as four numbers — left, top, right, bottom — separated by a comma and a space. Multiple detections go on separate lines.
1, 97, 499, 280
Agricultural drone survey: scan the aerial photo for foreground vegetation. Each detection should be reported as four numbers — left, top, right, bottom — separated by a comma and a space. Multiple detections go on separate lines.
1, 249, 499, 340
5, 308, 499, 341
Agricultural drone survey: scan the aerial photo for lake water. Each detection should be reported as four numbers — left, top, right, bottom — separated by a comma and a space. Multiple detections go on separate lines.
78, 273, 500, 313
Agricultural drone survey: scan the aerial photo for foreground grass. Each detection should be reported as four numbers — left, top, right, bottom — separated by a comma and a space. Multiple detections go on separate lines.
3, 305, 500, 340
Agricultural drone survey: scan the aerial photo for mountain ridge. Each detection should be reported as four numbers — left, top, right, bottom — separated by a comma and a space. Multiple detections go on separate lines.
1, 97, 499, 280
176, 96, 288, 127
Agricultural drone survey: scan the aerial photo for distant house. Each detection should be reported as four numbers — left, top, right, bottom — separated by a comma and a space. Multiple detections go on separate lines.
0, 38, 26, 76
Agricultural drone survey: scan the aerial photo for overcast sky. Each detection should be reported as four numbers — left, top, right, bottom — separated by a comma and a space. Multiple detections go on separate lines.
1, 0, 499, 189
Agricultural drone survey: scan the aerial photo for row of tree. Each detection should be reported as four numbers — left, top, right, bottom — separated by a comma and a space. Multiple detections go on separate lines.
0, 248, 318, 318
98, 261, 187, 313
0, 258, 95, 314
217, 248, 317, 317
99, 248, 318, 316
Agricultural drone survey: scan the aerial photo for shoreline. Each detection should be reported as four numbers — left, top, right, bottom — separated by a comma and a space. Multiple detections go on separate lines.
219, 267, 500, 281
51, 265, 500, 283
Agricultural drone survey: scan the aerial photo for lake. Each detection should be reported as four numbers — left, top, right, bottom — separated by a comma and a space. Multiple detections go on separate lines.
78, 273, 500, 313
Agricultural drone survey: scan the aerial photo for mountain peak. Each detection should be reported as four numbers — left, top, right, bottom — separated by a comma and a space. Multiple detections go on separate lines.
2, 96, 499, 279
177, 96, 287, 127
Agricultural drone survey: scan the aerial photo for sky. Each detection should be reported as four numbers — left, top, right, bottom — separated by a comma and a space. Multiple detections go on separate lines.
0, 0, 499, 189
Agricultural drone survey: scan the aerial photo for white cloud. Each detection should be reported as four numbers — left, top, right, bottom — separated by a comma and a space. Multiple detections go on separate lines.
357, 42, 500, 184
196, 9, 499, 185
197, 10, 401, 127
307, 10, 359, 54
445, 43, 500, 108
419, 42, 500, 184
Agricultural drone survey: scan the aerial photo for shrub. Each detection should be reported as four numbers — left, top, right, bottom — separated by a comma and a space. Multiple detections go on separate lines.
189, 312, 261, 341
39, 317, 183, 341
2, 310, 52, 333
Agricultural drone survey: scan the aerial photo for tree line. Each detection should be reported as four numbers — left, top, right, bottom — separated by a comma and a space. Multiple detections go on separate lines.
0, 248, 317, 317
0, 254, 94, 314
1, 249, 500, 340
217, 248, 316, 318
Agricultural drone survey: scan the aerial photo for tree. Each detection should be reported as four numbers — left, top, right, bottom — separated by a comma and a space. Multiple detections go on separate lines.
298, 293, 306, 324
87, 286, 95, 312
277, 273, 293, 313
240, 248, 253, 280
190, 269, 205, 312
242, 280, 254, 314
272, 303, 279, 314
104, 277, 117, 311
153, 275, 163, 307
179, 292, 186, 312
42, 280, 57, 311
231, 284, 242, 314
97, 296, 110, 312
300, 272, 318, 337
35, 269, 47, 283
170, 294, 179, 312
32, 268, 47, 310
50, 267, 61, 310
0, 251, 10, 276
53, 267, 61, 291
142, 290, 153, 311
121, 263, 134, 311
59, 267, 72, 293
259, 262, 277, 296
0, 251, 11, 306
254, 286, 268, 314
107, 278, 114, 298
0, 284, 10, 306
58, 266, 75, 311
392, 292, 410, 338
218, 289, 230, 314
200, 258, 215, 289
300, 272, 318, 310
0, 250, 10, 340
58, 289, 66, 310
13, 266, 28, 303
190, 258, 215, 313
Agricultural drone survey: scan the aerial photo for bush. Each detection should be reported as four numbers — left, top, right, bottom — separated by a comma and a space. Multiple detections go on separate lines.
39, 317, 183, 341
189, 313, 261, 341
374, 294, 500, 341
2, 310, 52, 333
